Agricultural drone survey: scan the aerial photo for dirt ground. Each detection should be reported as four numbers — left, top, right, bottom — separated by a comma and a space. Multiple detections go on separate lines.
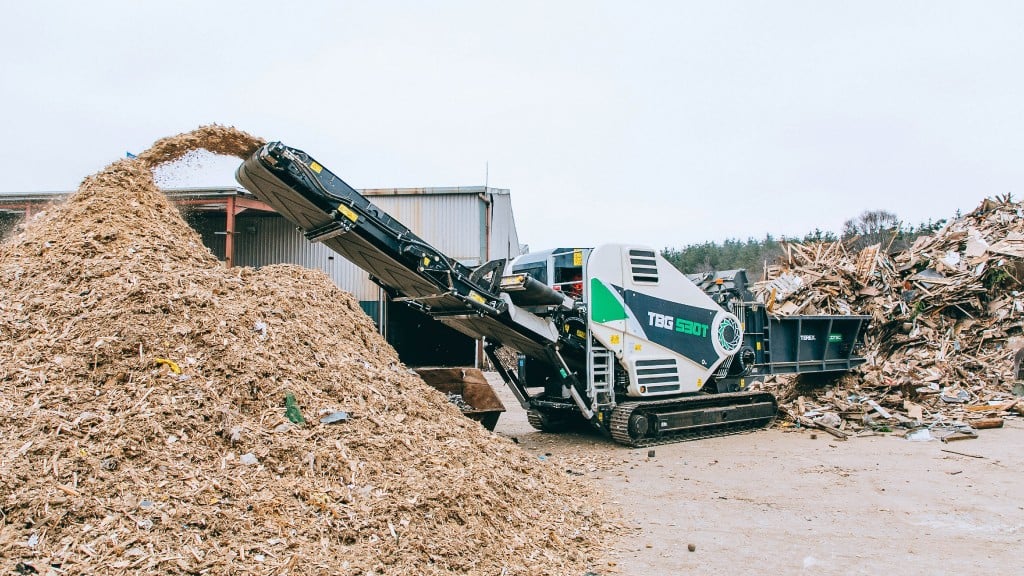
485, 373, 1024, 575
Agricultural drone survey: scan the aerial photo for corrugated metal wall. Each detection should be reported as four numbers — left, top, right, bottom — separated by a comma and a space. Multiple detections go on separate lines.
0, 213, 20, 240
371, 193, 484, 264
183, 187, 521, 313
234, 214, 381, 300
185, 212, 225, 258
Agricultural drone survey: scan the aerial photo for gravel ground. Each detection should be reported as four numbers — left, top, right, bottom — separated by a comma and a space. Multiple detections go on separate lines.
486, 373, 1024, 575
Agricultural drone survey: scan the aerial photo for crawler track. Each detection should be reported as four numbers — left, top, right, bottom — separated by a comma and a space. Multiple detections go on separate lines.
609, 391, 778, 447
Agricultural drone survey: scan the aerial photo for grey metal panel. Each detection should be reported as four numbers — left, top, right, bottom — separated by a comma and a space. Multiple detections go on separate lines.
184, 212, 226, 259
0, 213, 20, 240
487, 191, 522, 266
232, 214, 380, 301
370, 194, 485, 264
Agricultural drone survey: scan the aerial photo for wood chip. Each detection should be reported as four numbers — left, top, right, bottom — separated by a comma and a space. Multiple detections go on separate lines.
0, 125, 620, 575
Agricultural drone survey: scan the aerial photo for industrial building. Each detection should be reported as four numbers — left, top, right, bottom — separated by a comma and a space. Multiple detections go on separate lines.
0, 185, 522, 366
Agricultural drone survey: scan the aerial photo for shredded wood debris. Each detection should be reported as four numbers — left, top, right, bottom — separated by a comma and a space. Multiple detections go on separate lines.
134, 125, 266, 170
755, 195, 1024, 434
0, 126, 618, 575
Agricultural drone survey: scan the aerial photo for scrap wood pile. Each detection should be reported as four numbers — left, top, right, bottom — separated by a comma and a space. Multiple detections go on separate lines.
754, 195, 1024, 437
0, 126, 618, 576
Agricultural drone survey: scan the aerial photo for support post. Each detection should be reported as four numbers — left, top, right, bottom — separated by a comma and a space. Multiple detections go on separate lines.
225, 196, 236, 267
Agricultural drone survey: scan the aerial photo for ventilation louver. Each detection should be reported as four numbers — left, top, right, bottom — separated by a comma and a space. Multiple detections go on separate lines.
629, 249, 659, 284
635, 358, 679, 393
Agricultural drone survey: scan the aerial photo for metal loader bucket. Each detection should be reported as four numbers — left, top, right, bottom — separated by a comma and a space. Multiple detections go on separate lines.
414, 367, 506, 431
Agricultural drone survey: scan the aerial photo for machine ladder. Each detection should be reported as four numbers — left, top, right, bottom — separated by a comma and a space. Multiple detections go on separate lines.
587, 342, 616, 409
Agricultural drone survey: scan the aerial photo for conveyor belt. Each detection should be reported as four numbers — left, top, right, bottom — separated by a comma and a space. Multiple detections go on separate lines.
236, 142, 558, 358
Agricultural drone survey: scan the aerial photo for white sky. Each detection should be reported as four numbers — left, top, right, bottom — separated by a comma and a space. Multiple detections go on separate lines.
1, 1, 1022, 251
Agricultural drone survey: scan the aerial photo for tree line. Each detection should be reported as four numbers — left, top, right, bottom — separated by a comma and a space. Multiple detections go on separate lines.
662, 210, 949, 278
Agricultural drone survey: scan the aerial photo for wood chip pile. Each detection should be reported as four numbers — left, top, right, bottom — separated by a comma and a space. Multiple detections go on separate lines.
0, 126, 616, 575
754, 195, 1024, 435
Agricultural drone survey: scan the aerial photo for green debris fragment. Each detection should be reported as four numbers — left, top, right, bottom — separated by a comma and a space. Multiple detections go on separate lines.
284, 392, 305, 424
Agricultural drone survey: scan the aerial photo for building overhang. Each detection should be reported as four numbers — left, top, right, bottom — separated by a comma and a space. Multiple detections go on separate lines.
0, 185, 510, 215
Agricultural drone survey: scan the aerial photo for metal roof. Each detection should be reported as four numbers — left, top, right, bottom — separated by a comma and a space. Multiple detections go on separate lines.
0, 186, 247, 205
359, 186, 509, 197
0, 185, 510, 213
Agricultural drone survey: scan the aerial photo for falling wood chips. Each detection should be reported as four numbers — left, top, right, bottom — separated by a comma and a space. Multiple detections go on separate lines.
0, 126, 620, 575
755, 194, 1024, 432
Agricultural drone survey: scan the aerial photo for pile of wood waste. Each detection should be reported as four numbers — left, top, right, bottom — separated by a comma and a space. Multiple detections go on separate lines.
753, 195, 1024, 440
0, 126, 617, 575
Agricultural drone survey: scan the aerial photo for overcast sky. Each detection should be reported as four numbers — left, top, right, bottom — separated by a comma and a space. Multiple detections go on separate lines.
1, 1, 1022, 251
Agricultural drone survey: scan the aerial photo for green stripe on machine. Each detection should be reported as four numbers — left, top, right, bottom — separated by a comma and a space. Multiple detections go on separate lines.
590, 278, 628, 323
